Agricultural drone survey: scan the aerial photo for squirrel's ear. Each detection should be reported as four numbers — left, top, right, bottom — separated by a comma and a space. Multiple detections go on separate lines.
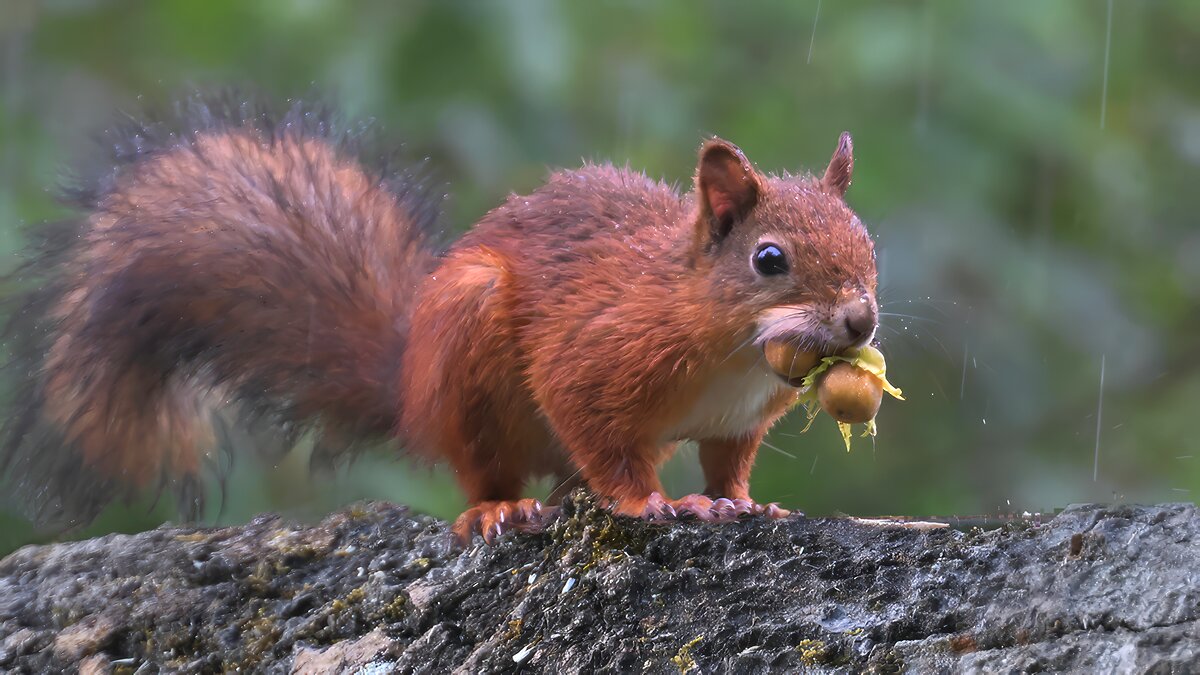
820, 132, 854, 196
696, 138, 762, 246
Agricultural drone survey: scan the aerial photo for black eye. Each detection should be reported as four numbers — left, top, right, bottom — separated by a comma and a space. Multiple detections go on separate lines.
752, 243, 789, 276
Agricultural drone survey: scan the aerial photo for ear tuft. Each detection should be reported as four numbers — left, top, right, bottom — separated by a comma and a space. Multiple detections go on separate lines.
821, 132, 854, 196
696, 138, 761, 245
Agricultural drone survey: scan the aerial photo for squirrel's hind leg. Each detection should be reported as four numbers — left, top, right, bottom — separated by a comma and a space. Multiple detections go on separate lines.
404, 247, 562, 544
448, 431, 560, 545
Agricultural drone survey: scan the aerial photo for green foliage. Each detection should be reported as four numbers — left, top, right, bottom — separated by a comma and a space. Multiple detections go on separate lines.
1, 0, 1196, 555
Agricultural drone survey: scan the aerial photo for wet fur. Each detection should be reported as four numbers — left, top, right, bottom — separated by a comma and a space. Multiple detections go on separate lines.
1, 95, 441, 524
1, 97, 877, 531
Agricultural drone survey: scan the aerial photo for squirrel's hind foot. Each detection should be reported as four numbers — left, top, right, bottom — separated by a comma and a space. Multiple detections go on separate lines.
453, 499, 558, 545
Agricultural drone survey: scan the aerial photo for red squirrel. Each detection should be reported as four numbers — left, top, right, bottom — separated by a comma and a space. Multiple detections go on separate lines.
0, 97, 878, 543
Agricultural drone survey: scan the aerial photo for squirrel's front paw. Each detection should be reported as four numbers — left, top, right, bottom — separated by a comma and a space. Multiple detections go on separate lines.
673, 494, 791, 521
612, 492, 791, 522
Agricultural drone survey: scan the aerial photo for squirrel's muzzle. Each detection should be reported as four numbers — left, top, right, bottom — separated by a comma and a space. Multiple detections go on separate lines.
832, 292, 877, 348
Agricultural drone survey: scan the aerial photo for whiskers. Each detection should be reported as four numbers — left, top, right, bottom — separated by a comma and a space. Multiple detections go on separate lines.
878, 311, 945, 326
759, 436, 797, 460
720, 306, 852, 384
734, 308, 826, 380
715, 308, 806, 368
753, 308, 828, 349
546, 465, 584, 504
874, 294, 965, 363
875, 295, 976, 403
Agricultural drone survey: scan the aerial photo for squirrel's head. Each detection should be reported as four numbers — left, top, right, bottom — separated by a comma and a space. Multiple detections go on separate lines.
690, 133, 877, 357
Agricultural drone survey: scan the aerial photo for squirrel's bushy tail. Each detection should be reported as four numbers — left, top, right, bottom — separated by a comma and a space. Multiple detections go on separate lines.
0, 97, 440, 525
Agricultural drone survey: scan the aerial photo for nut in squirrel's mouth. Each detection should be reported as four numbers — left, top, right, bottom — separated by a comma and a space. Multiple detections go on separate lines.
754, 307, 838, 387
761, 340, 834, 388
755, 304, 879, 387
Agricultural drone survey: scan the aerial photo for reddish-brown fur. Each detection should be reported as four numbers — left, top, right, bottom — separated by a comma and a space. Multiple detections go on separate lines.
405, 136, 876, 540
1, 100, 877, 542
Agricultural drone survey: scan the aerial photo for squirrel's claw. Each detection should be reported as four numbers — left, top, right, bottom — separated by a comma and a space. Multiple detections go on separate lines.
453, 499, 557, 546
617, 492, 793, 523
673, 494, 756, 522
672, 494, 720, 521
711, 497, 737, 519
761, 502, 791, 519
642, 492, 676, 520
455, 492, 794, 544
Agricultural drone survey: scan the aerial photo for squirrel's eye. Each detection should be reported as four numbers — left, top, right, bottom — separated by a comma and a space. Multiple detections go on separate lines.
752, 243, 789, 276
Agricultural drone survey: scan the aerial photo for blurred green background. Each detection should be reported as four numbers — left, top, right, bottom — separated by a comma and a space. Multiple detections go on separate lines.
1, 0, 1197, 555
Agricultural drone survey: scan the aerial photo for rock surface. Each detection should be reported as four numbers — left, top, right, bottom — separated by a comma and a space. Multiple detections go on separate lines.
0, 498, 1196, 673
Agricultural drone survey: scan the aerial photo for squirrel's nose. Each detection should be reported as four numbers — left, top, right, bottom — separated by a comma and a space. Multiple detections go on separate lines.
836, 297, 877, 346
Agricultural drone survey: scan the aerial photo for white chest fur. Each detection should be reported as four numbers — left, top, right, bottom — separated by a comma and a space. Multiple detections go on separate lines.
663, 350, 790, 442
